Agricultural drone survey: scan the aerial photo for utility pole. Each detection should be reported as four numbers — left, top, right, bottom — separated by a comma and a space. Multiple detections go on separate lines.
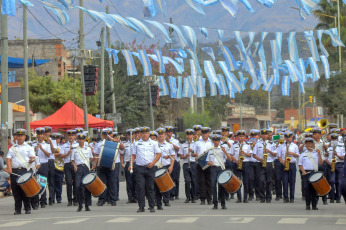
100, 27, 105, 119
79, 0, 88, 131
298, 91, 301, 131
268, 92, 271, 127
148, 83, 155, 130
337, 0, 342, 71
106, 6, 116, 115
23, 5, 30, 138
1, 0, 9, 154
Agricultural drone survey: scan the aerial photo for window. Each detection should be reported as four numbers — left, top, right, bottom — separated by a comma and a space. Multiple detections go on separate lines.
15, 121, 25, 130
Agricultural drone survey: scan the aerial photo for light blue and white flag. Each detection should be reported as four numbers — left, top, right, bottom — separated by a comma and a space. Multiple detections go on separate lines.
234, 31, 246, 60
296, 0, 321, 18
218, 61, 233, 83
238, 71, 247, 91
270, 40, 278, 68
297, 58, 307, 83
217, 29, 224, 41
175, 58, 184, 69
202, 78, 206, 97
191, 0, 219, 6
185, 0, 205, 15
304, 30, 320, 62
121, 50, 137, 76
246, 32, 256, 52
209, 80, 218, 96
1, 0, 15, 16
276, 32, 283, 64
281, 75, 290, 96
169, 76, 178, 98
204, 60, 221, 87
220, 0, 239, 17
256, 0, 277, 8
196, 75, 205, 98
169, 49, 187, 58
217, 74, 228, 95
182, 77, 191, 98
138, 50, 152, 76
308, 57, 320, 81
187, 75, 197, 95
284, 60, 301, 82
253, 32, 268, 57
263, 75, 274, 92
258, 62, 267, 86
127, 17, 155, 39
19, 0, 34, 7
273, 68, 280, 85
143, 0, 158, 17
254, 42, 267, 71
244, 53, 256, 73
317, 30, 329, 57
320, 55, 330, 79
239, 0, 255, 13
202, 47, 216, 61
145, 20, 172, 43
324, 28, 345, 47
105, 48, 120, 64
183, 25, 197, 51
157, 0, 168, 17
75, 6, 114, 27
187, 48, 202, 74
287, 32, 300, 64
190, 59, 197, 82
42, 1, 70, 25
109, 14, 139, 33
200, 27, 208, 38
155, 49, 165, 73
159, 76, 169, 96
165, 23, 188, 48
298, 78, 305, 94
229, 72, 242, 93
221, 46, 238, 71
177, 76, 183, 99
164, 56, 184, 74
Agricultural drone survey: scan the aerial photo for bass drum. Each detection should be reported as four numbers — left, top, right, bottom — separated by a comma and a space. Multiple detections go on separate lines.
98, 140, 120, 170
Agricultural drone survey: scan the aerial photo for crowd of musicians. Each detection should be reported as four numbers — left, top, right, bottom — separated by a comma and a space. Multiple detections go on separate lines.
3, 124, 346, 214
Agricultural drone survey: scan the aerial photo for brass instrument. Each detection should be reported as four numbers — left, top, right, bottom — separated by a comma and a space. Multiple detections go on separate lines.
284, 142, 291, 171
262, 141, 268, 168
54, 147, 64, 171
237, 143, 244, 170
331, 141, 337, 173
318, 118, 329, 130
193, 134, 199, 142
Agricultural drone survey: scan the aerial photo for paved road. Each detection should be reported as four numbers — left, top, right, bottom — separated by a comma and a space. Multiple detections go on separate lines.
0, 172, 345, 230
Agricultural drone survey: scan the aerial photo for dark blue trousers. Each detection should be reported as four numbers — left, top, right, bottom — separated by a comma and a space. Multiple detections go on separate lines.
54, 170, 64, 202
283, 163, 296, 200
182, 162, 198, 200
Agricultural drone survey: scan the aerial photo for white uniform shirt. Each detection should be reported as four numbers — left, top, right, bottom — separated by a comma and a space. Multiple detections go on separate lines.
326, 142, 345, 163
253, 139, 265, 162
179, 141, 196, 163
169, 137, 180, 162
121, 141, 133, 163
266, 141, 277, 162
314, 139, 326, 161
93, 140, 104, 155
33, 141, 51, 164
277, 142, 299, 163
46, 138, 55, 160
157, 141, 175, 166
206, 147, 226, 167
230, 142, 252, 162
194, 138, 213, 157
220, 138, 233, 155
61, 141, 78, 163
72, 146, 93, 166
6, 143, 35, 168
298, 150, 319, 171
133, 139, 160, 166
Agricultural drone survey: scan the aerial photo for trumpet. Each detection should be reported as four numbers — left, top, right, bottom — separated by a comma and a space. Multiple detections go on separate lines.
262, 141, 268, 168
284, 142, 291, 171
238, 143, 244, 170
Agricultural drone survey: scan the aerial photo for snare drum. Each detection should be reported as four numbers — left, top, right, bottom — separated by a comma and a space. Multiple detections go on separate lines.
218, 170, 242, 194
98, 140, 120, 170
17, 172, 41, 197
308, 172, 331, 197
82, 173, 106, 197
154, 168, 175, 193
196, 151, 210, 170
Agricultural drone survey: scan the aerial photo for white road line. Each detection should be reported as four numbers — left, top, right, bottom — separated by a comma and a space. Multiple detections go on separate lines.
0, 221, 33, 227
53, 218, 89, 224
107, 217, 136, 223
166, 217, 199, 223
225, 217, 255, 223
278, 218, 308, 224
336, 219, 346, 225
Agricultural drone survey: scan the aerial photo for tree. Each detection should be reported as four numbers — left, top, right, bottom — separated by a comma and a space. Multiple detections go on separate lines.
23, 71, 99, 115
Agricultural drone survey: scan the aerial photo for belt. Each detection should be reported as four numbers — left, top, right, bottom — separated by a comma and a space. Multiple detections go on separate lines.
336, 162, 343, 164
12, 167, 23, 170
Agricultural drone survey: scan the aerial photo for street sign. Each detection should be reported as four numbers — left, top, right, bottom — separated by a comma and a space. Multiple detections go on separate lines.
106, 113, 122, 124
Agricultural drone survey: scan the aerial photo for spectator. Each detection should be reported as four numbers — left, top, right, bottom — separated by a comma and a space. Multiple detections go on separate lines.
0, 151, 4, 170
0, 168, 11, 196
8, 136, 12, 150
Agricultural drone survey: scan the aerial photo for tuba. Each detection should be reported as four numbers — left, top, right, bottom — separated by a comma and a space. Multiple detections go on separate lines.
237, 143, 244, 170
54, 146, 64, 172
262, 141, 268, 168
284, 142, 291, 171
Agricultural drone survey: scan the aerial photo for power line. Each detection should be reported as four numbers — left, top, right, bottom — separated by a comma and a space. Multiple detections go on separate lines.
43, 7, 78, 35
27, 7, 60, 39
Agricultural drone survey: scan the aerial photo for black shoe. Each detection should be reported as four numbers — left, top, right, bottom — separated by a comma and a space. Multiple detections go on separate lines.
77, 206, 82, 212
330, 199, 334, 203
137, 207, 145, 213
323, 200, 328, 205
200, 200, 205, 205
212, 205, 218, 210
191, 199, 196, 203
225, 197, 230, 201
149, 208, 155, 213
312, 206, 318, 210
222, 205, 227, 210
169, 197, 174, 201
85, 206, 90, 211
111, 202, 117, 206
33, 206, 38, 210
116, 198, 120, 201
41, 204, 46, 208
73, 202, 78, 206
157, 206, 163, 210
14, 211, 21, 215
49, 202, 53, 206
97, 201, 105, 206
336, 200, 341, 203
236, 200, 242, 203
25, 210, 31, 214
275, 197, 280, 201
132, 199, 138, 203
230, 194, 234, 199
57, 201, 62, 203
175, 197, 179, 200
126, 200, 132, 204
67, 201, 72, 206
207, 200, 213, 205
306, 206, 311, 210
260, 200, 265, 203
248, 197, 253, 201
164, 203, 171, 207
184, 199, 190, 203
266, 200, 271, 203
256, 198, 261, 201
284, 199, 289, 203
290, 200, 294, 203
243, 199, 248, 203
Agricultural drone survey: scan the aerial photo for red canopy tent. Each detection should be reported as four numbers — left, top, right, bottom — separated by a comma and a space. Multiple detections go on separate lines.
30, 101, 113, 129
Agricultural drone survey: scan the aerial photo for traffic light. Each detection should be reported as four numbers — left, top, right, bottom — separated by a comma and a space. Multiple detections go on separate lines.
83, 65, 99, 96
309, 96, 313, 103
148, 85, 160, 107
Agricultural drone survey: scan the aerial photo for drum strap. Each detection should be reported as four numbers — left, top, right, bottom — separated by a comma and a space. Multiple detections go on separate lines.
76, 147, 90, 170
211, 148, 226, 170
11, 146, 30, 171
306, 151, 318, 172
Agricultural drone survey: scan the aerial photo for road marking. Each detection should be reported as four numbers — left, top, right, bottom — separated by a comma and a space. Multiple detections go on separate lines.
166, 217, 199, 223
225, 217, 255, 223
107, 217, 136, 223
336, 219, 346, 225
278, 218, 308, 224
0, 221, 33, 227
53, 218, 89, 224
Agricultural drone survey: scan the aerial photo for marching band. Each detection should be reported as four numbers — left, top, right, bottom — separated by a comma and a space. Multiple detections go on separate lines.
3, 124, 346, 215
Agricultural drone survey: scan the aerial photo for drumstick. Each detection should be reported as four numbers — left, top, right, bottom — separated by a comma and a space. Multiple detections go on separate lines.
130, 130, 133, 174
11, 172, 22, 177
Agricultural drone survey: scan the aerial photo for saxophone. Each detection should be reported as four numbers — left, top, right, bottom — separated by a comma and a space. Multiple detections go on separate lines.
331, 144, 337, 173
262, 141, 268, 168
238, 143, 244, 170
284, 142, 291, 171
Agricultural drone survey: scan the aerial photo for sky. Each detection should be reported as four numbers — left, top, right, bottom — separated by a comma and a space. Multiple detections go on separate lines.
6, 0, 320, 50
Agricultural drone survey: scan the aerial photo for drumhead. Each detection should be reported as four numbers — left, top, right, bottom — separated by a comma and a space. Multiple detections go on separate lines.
218, 170, 233, 184
82, 173, 96, 185
155, 168, 167, 178
309, 172, 323, 183
17, 172, 32, 184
